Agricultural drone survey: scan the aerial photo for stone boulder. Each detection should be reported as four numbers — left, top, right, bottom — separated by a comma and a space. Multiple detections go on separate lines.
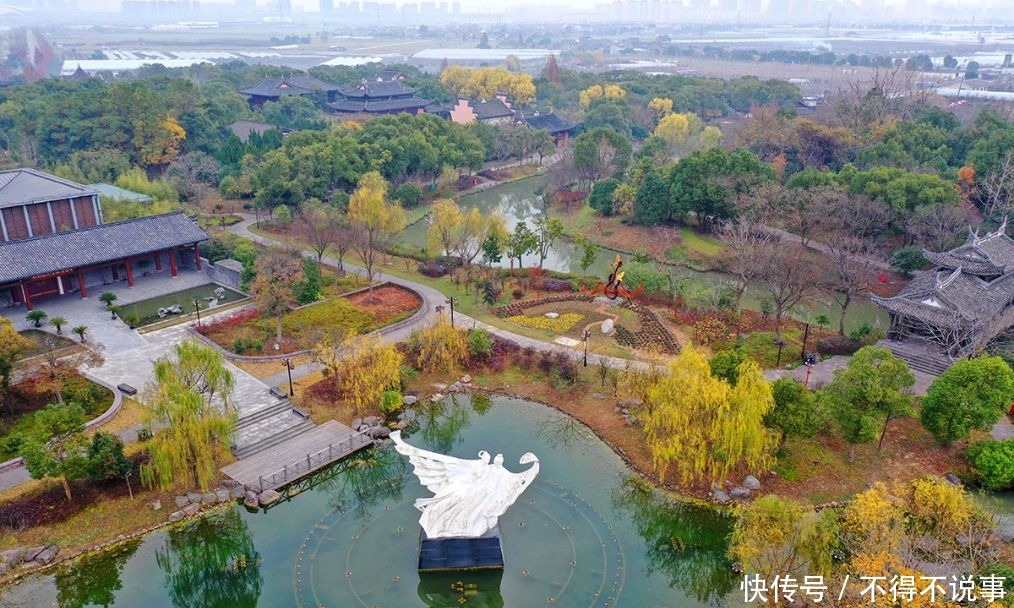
402, 395, 418, 406
175, 495, 189, 508
448, 382, 462, 393
231, 486, 247, 499
186, 492, 201, 505
201, 492, 217, 504
216, 488, 231, 503
34, 547, 58, 565
460, 374, 472, 384
944, 473, 963, 487
729, 487, 751, 499
368, 426, 391, 439
151, 499, 162, 512
351, 417, 362, 430
593, 392, 606, 399
220, 479, 238, 489
0, 547, 25, 566
996, 515, 1014, 543
244, 491, 259, 510
743, 475, 761, 491
545, 312, 560, 319
363, 416, 380, 427
182, 503, 201, 516
258, 489, 282, 507
713, 490, 731, 504
430, 393, 445, 403
601, 318, 614, 334
168, 510, 186, 523
24, 546, 46, 562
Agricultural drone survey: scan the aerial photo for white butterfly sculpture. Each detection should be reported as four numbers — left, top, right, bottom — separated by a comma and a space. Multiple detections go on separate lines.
390, 430, 540, 539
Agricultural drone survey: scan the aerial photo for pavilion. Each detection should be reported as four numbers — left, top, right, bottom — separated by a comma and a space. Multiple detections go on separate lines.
872, 220, 1013, 361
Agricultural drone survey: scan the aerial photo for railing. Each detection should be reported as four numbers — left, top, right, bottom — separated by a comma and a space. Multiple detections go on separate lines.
257, 429, 372, 492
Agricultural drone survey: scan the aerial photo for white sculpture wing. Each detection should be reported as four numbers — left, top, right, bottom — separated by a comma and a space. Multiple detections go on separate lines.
483, 457, 540, 520
390, 430, 485, 495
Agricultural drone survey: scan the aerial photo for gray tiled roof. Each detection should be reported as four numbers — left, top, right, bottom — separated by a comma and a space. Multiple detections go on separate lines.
520, 111, 575, 134
472, 98, 514, 120
339, 80, 416, 99
0, 169, 97, 208
328, 96, 430, 113
0, 211, 208, 284
239, 75, 339, 98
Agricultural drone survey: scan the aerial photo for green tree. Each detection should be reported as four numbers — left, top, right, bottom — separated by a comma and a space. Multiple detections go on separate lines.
889, 245, 927, 276
88, 431, 133, 481
633, 170, 671, 225
574, 235, 600, 275
141, 341, 236, 491
26, 309, 48, 328
965, 439, 1014, 491
505, 220, 538, 274
20, 402, 91, 501
668, 148, 775, 231
708, 348, 749, 385
533, 216, 564, 270
821, 346, 915, 461
920, 356, 1014, 444
765, 377, 822, 445
589, 178, 620, 215
572, 127, 632, 184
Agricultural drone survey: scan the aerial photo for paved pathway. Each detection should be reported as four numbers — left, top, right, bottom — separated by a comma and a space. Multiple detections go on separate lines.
765, 355, 936, 395
228, 216, 649, 377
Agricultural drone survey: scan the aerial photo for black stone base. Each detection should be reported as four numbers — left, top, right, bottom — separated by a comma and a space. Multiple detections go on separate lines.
418, 525, 504, 572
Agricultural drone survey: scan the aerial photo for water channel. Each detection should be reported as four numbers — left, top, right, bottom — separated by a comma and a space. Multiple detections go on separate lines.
3, 395, 736, 607
399, 175, 890, 332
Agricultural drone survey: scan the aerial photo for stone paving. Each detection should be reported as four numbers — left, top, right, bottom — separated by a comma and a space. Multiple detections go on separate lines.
766, 354, 936, 395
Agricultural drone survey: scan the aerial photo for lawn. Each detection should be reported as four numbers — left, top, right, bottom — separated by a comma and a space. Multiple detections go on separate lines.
680, 227, 724, 256
198, 283, 421, 355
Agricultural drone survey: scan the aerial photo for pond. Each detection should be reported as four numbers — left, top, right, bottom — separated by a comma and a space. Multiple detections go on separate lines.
116, 283, 248, 328
399, 176, 889, 332
3, 395, 736, 607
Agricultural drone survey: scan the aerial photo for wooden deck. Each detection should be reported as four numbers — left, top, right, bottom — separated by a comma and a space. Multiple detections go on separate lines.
221, 420, 373, 492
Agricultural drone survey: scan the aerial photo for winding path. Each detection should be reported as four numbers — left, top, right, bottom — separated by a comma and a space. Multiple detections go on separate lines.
227, 214, 649, 387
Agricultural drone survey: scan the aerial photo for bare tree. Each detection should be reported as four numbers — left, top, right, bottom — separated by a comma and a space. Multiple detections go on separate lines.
978, 151, 1013, 225
757, 238, 823, 341
822, 232, 876, 336
835, 66, 919, 139
906, 203, 967, 251
293, 205, 339, 271
719, 217, 772, 310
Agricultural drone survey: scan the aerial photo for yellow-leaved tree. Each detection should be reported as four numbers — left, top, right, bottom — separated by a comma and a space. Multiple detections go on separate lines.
578, 84, 627, 109
439, 67, 536, 105
348, 171, 406, 293
427, 198, 463, 256
142, 115, 186, 167
411, 323, 468, 373
0, 317, 32, 402
427, 199, 507, 267
330, 335, 403, 414
647, 97, 674, 121
622, 345, 777, 484
729, 494, 837, 581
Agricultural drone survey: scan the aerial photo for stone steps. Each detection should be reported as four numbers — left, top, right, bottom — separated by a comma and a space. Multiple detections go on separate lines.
234, 400, 295, 432
233, 417, 316, 459
877, 340, 950, 376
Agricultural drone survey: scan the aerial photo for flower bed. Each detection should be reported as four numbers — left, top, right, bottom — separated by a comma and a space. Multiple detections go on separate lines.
506, 313, 584, 333
612, 302, 680, 355
492, 295, 594, 318
196, 283, 421, 355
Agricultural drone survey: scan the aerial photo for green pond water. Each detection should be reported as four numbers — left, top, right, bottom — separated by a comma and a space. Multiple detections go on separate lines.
117, 283, 248, 327
399, 176, 889, 332
3, 395, 736, 607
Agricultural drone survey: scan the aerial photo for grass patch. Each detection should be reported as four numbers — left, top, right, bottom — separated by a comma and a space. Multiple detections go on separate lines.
680, 227, 724, 257
16, 329, 79, 360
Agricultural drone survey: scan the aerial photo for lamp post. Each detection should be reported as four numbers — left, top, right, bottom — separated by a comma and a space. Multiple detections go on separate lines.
274, 342, 294, 396
445, 296, 455, 326
192, 298, 201, 328
775, 339, 785, 367
582, 328, 591, 367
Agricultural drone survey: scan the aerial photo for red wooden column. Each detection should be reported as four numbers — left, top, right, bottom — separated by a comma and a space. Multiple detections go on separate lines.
169, 248, 178, 277
77, 269, 88, 298
193, 246, 202, 270
21, 282, 32, 311
154, 251, 162, 271
124, 258, 135, 287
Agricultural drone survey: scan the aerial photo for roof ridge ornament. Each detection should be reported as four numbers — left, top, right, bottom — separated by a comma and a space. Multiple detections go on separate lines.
937, 266, 962, 290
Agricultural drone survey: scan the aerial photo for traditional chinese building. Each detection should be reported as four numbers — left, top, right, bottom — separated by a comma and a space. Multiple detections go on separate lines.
0, 170, 208, 310
327, 78, 431, 115
239, 75, 340, 108
872, 221, 1013, 366
518, 111, 577, 146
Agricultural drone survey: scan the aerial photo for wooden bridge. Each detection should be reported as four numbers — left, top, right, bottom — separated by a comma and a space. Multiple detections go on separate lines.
221, 420, 373, 493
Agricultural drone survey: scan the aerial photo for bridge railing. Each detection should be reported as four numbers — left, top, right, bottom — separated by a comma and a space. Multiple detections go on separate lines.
257, 429, 372, 493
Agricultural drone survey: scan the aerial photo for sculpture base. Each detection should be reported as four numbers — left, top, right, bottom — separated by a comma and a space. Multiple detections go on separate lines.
418, 525, 504, 572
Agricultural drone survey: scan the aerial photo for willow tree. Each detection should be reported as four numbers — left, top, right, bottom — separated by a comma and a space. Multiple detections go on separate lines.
628, 346, 778, 484
729, 495, 837, 582
141, 341, 236, 491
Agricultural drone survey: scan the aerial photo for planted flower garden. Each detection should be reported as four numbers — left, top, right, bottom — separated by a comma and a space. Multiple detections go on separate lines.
196, 283, 422, 355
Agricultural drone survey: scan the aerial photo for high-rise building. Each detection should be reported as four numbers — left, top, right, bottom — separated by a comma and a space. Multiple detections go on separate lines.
321, 0, 334, 12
